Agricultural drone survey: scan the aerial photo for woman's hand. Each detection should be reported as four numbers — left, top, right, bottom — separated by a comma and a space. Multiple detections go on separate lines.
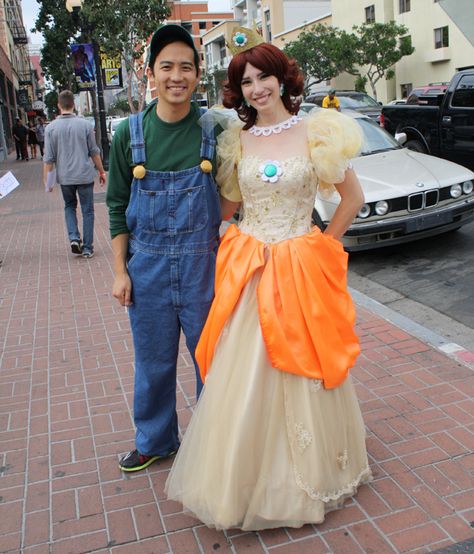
324, 168, 364, 240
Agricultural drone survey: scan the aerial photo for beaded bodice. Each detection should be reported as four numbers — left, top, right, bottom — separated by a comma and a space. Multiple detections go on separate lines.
237, 155, 317, 243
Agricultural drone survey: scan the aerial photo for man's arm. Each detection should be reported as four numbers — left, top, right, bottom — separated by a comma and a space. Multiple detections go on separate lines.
111, 233, 132, 306
43, 162, 54, 187
91, 153, 106, 186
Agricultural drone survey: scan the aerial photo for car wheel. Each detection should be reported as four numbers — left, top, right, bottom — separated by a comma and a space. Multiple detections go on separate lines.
312, 208, 326, 230
405, 139, 426, 153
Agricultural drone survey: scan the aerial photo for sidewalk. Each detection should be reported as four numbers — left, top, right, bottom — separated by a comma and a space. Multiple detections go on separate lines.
0, 154, 473, 554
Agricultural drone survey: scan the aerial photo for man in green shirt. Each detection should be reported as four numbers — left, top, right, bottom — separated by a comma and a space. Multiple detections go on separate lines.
106, 25, 222, 472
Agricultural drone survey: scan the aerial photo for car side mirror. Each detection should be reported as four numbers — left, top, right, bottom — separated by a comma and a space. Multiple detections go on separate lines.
378, 101, 383, 105
395, 132, 407, 145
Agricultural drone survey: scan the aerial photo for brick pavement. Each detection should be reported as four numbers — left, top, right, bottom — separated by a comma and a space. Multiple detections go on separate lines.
0, 154, 473, 554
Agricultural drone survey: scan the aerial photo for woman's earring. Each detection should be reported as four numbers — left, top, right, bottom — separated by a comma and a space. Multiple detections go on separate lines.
242, 97, 249, 107
280, 83, 285, 96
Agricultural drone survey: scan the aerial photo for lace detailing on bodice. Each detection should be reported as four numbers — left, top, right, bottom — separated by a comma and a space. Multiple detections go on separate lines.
237, 156, 317, 243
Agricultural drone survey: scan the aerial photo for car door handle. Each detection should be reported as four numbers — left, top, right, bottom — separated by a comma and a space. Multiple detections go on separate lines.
442, 116, 452, 125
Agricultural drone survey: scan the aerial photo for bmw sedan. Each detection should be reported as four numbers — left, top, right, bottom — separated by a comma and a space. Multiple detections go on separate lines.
314, 112, 474, 251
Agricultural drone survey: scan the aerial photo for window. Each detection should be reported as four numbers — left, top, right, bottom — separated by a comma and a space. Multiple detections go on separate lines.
199, 22, 206, 30
365, 5, 375, 23
399, 0, 410, 13
219, 41, 226, 62
400, 83, 412, 99
265, 10, 272, 41
434, 26, 449, 48
451, 75, 474, 108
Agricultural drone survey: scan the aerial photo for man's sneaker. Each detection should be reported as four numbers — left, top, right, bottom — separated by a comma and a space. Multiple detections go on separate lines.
118, 449, 176, 472
82, 251, 94, 259
70, 240, 82, 254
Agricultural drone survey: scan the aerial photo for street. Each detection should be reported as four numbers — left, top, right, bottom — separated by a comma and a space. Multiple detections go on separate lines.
348, 220, 474, 351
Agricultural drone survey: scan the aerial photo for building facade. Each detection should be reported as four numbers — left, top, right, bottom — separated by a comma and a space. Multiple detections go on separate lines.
331, 0, 474, 103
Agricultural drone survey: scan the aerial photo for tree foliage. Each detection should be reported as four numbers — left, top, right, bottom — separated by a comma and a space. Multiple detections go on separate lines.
34, 0, 170, 112
353, 22, 414, 99
283, 24, 359, 94
283, 21, 414, 99
44, 90, 59, 118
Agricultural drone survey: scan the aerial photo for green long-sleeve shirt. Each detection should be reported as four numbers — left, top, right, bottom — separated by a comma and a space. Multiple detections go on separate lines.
106, 101, 219, 238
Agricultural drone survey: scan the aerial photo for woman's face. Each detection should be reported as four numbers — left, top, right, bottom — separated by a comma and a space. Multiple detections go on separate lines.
240, 62, 281, 115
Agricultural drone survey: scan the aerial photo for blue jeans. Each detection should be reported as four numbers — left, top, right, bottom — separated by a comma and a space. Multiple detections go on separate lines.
60, 184, 94, 253
127, 247, 216, 456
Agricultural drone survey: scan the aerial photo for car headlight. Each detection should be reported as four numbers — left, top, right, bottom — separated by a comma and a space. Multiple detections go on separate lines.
358, 204, 371, 218
375, 200, 389, 216
462, 180, 473, 194
450, 184, 462, 198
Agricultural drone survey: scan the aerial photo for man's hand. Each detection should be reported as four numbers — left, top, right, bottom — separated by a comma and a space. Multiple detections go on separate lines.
112, 271, 133, 306
99, 172, 106, 187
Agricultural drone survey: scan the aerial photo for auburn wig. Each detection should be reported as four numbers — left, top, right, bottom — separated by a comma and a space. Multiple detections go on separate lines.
223, 43, 304, 129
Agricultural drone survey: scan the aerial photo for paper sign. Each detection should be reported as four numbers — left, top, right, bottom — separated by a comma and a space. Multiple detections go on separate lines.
0, 171, 20, 199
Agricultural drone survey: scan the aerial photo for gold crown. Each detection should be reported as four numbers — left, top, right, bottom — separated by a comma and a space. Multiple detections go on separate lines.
226, 26, 265, 56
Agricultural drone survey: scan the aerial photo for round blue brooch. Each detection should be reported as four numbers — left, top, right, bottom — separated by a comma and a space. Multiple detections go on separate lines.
259, 161, 283, 183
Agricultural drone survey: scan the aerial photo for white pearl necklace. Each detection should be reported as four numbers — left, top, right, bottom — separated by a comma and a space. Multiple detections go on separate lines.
249, 115, 302, 136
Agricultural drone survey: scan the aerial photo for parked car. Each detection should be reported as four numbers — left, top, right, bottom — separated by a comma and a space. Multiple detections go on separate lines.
313, 111, 474, 251
306, 90, 382, 122
107, 116, 127, 143
298, 102, 318, 114
406, 83, 448, 104
381, 70, 474, 171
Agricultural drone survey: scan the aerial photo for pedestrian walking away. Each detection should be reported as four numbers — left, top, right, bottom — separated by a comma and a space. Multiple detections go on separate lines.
43, 90, 106, 258
166, 27, 372, 530
36, 117, 46, 158
106, 24, 223, 472
28, 121, 38, 159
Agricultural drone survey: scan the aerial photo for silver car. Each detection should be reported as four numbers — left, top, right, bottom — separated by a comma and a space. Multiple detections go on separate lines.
314, 112, 474, 251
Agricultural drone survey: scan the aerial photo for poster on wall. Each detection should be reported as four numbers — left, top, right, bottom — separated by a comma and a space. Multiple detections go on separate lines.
100, 51, 123, 90
71, 43, 96, 91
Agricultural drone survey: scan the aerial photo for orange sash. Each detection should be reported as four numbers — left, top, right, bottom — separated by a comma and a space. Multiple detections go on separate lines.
196, 225, 360, 389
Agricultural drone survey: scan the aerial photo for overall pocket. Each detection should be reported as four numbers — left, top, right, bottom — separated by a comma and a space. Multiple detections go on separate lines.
137, 184, 208, 234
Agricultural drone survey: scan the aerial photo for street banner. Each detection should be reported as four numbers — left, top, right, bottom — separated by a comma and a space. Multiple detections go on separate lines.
71, 43, 96, 91
100, 51, 123, 90
0, 171, 20, 199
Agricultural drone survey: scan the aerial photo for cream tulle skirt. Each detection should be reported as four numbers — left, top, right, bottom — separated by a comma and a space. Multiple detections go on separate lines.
165, 272, 372, 531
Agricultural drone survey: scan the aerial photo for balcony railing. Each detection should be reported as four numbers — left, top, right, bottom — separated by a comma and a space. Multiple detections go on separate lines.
10, 21, 28, 45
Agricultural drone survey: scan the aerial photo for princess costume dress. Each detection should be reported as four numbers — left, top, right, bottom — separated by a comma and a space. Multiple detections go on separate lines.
165, 109, 372, 530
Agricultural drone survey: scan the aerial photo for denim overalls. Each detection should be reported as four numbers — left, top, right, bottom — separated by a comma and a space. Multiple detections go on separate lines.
125, 108, 221, 456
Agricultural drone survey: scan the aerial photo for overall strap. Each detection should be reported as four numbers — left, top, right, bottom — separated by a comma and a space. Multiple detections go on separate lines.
199, 107, 216, 160
129, 110, 146, 165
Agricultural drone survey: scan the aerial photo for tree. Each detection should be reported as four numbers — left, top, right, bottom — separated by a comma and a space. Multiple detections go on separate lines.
34, 1, 79, 89
79, 0, 170, 112
34, 0, 170, 112
283, 24, 359, 94
44, 90, 59, 119
353, 22, 414, 99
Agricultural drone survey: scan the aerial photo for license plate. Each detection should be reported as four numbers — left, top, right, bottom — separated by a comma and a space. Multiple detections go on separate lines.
406, 211, 453, 233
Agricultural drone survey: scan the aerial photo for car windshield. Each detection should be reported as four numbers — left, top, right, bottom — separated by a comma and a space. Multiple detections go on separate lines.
356, 118, 401, 155
339, 95, 380, 109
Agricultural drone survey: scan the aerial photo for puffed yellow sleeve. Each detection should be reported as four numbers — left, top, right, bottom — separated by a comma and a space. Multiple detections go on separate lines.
215, 120, 243, 202
307, 108, 363, 197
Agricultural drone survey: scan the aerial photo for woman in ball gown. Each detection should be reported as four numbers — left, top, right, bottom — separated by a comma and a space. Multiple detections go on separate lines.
165, 28, 372, 531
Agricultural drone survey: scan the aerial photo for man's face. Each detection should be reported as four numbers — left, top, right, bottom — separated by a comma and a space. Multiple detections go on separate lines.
329, 93, 335, 99
147, 41, 200, 109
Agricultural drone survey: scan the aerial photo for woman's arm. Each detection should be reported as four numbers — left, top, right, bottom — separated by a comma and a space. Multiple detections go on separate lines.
323, 168, 364, 240
220, 196, 241, 221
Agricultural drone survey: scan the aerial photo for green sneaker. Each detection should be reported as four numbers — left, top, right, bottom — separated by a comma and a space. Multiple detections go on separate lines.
118, 449, 176, 472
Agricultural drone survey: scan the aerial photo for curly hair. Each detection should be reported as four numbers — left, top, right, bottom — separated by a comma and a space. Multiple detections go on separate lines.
222, 43, 304, 130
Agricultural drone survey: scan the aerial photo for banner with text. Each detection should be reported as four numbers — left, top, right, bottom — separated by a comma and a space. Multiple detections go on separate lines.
100, 51, 123, 90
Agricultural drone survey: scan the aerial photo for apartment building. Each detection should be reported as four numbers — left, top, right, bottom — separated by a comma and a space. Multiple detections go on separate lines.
332, 0, 474, 103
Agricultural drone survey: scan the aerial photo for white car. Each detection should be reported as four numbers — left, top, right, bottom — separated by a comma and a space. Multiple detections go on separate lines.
107, 116, 127, 143
314, 111, 474, 251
